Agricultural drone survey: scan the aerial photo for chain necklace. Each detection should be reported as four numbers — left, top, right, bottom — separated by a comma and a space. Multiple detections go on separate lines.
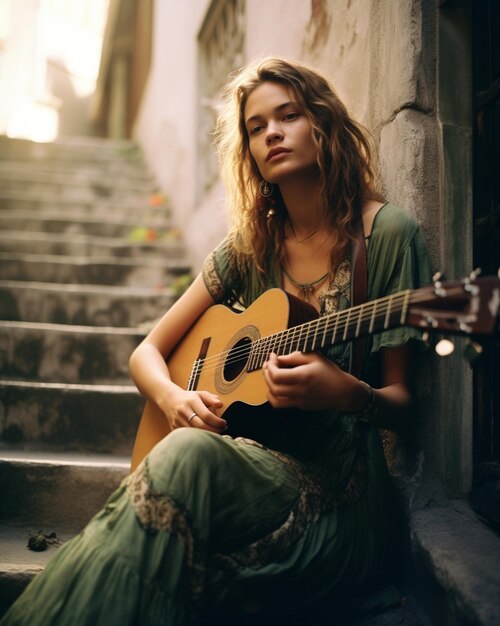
282, 266, 330, 302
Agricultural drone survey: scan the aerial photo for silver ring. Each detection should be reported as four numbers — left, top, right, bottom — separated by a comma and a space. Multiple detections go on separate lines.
187, 412, 197, 423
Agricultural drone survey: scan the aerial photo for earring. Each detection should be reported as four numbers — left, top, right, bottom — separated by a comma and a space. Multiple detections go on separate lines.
259, 179, 273, 198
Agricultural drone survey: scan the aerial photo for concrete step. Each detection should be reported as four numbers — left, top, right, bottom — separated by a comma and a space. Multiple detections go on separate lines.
0, 230, 185, 259
0, 252, 190, 286
0, 209, 171, 238
0, 280, 174, 326
0, 160, 155, 185
410, 502, 500, 626
0, 525, 75, 617
0, 178, 157, 202
0, 380, 143, 455
0, 450, 129, 612
0, 320, 144, 383
0, 450, 129, 529
0, 136, 147, 166
0, 190, 170, 215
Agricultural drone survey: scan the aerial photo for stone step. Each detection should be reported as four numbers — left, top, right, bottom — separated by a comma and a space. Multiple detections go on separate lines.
0, 320, 144, 384
411, 502, 500, 626
0, 380, 143, 455
0, 136, 145, 164
0, 450, 129, 529
0, 178, 157, 202
0, 252, 190, 286
0, 189, 170, 214
0, 230, 185, 259
0, 525, 75, 617
0, 160, 154, 184
0, 280, 174, 326
0, 209, 171, 238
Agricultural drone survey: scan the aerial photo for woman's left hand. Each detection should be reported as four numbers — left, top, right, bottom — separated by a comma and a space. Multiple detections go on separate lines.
263, 351, 364, 412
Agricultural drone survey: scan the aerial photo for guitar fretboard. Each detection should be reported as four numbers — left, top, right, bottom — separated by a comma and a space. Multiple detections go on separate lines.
246, 289, 412, 370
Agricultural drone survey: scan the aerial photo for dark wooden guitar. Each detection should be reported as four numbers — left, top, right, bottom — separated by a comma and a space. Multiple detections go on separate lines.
131, 275, 500, 470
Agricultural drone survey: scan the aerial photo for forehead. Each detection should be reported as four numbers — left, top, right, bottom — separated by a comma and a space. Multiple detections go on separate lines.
244, 81, 298, 121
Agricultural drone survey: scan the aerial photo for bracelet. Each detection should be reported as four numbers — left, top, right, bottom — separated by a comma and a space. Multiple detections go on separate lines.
355, 381, 377, 421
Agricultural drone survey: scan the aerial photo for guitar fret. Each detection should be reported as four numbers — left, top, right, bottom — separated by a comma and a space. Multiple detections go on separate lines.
311, 319, 320, 351
369, 300, 377, 333
400, 290, 409, 324
321, 315, 329, 348
276, 329, 285, 356
355, 304, 364, 337
332, 312, 340, 346
384, 297, 392, 329
342, 309, 352, 341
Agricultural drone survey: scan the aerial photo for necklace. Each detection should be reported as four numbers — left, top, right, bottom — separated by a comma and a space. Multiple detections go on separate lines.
282, 266, 330, 302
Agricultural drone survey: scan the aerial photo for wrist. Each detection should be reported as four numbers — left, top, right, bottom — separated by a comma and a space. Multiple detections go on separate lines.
351, 380, 378, 422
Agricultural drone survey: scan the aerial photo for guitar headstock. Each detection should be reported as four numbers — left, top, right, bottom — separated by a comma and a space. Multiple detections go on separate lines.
407, 272, 500, 336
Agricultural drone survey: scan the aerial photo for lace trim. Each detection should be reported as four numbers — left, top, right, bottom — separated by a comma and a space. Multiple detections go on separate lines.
210, 442, 335, 574
202, 252, 225, 302
318, 257, 351, 316
125, 460, 206, 607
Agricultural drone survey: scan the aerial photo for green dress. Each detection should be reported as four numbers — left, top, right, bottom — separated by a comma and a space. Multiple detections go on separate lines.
0, 204, 432, 625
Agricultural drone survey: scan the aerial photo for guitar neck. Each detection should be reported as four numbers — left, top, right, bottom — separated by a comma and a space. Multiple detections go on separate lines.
248, 290, 412, 371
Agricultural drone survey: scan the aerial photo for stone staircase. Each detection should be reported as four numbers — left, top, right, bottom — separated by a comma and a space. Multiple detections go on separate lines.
0, 136, 191, 614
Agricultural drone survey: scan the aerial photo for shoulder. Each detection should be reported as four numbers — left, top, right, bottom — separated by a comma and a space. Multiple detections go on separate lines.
202, 232, 255, 306
370, 203, 420, 247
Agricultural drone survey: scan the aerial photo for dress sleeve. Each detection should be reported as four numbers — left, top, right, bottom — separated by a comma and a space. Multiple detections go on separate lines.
201, 235, 251, 307
367, 205, 433, 353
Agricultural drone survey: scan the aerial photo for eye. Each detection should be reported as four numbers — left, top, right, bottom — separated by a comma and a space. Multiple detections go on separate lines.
283, 112, 299, 121
249, 124, 264, 135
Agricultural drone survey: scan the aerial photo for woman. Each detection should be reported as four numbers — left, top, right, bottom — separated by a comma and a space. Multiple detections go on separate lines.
1, 58, 431, 625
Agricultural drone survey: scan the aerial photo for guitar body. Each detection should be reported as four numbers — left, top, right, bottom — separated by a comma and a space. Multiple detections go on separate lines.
131, 289, 318, 470
130, 275, 500, 470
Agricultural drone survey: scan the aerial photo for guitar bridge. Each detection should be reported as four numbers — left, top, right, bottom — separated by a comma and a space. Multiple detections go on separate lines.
187, 337, 211, 391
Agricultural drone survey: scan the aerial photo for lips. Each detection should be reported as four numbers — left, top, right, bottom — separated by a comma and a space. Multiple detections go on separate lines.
266, 147, 291, 162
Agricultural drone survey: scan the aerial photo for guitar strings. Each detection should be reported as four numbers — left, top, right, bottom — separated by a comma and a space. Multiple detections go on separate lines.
189, 286, 454, 377
193, 288, 463, 373
191, 287, 451, 377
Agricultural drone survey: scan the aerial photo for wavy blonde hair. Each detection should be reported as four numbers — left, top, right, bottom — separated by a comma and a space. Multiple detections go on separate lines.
214, 57, 382, 278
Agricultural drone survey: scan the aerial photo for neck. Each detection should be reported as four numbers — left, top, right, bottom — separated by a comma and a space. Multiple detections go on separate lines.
279, 171, 324, 233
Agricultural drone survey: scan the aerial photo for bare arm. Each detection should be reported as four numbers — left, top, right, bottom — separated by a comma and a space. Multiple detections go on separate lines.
128, 273, 227, 432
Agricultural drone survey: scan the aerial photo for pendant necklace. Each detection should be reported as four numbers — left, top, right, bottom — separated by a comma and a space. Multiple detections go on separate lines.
282, 266, 330, 302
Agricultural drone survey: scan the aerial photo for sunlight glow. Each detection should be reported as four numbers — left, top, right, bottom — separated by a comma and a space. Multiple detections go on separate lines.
0, 0, 110, 141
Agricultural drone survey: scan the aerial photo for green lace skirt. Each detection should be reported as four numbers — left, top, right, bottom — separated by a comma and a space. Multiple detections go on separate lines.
1, 427, 401, 626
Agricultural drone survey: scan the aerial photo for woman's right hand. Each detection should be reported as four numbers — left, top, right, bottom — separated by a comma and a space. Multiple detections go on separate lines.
158, 384, 227, 433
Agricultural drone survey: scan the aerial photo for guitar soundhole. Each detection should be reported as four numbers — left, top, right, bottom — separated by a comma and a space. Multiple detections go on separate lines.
223, 337, 251, 382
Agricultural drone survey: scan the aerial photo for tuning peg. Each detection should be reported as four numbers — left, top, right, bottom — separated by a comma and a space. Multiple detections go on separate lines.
469, 267, 482, 281
435, 338, 455, 357
463, 340, 483, 364
432, 272, 447, 297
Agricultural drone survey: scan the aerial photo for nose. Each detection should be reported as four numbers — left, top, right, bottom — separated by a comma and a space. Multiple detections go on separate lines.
265, 122, 283, 145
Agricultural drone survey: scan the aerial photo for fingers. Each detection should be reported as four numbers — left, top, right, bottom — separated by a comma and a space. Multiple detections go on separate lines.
264, 352, 312, 385
264, 352, 305, 408
185, 391, 227, 433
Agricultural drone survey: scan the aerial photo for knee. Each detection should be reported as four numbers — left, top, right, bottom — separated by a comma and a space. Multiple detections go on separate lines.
147, 428, 222, 483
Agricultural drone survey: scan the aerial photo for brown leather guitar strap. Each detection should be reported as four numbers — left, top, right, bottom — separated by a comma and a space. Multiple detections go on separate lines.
350, 220, 368, 378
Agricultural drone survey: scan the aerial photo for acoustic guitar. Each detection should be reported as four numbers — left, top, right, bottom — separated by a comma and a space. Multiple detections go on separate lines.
130, 274, 500, 470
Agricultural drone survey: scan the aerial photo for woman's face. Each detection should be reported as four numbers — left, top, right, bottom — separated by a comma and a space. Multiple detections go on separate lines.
244, 81, 319, 184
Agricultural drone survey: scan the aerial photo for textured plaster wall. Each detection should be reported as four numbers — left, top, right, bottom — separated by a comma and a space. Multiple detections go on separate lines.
135, 0, 471, 507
